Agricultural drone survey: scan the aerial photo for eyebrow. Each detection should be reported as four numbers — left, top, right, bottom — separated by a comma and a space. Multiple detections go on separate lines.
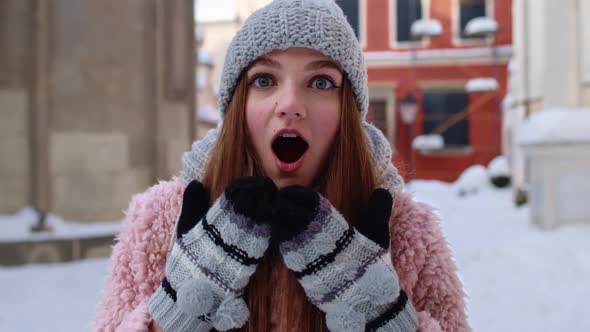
250, 57, 281, 69
304, 60, 342, 72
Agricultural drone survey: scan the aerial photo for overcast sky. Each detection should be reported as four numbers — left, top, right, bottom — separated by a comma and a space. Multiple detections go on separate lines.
195, 0, 236, 23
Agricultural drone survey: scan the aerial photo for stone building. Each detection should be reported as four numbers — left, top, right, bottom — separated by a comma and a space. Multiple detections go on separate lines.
0, 0, 196, 223
506, 0, 590, 228
506, 0, 590, 192
352, 0, 513, 181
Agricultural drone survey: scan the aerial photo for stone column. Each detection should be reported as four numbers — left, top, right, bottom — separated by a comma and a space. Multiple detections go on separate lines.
30, 0, 51, 227
0, 0, 33, 214
543, 0, 580, 108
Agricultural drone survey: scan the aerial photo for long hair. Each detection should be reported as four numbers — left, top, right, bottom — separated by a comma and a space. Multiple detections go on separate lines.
202, 74, 379, 331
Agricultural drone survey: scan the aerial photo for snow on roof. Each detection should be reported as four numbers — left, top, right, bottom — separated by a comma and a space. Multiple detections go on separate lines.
488, 156, 510, 177
465, 78, 498, 93
411, 19, 442, 37
198, 48, 214, 66
464, 17, 498, 36
197, 104, 221, 124
518, 108, 590, 145
412, 134, 444, 151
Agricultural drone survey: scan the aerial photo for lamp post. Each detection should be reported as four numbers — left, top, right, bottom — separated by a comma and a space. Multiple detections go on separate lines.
399, 95, 419, 178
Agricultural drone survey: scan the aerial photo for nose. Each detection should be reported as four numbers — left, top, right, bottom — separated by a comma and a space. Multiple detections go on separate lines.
274, 84, 306, 120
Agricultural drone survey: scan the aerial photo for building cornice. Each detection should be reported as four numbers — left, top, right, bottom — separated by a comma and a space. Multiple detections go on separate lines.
365, 45, 512, 67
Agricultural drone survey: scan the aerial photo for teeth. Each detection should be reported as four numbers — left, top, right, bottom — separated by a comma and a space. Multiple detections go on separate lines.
280, 133, 298, 138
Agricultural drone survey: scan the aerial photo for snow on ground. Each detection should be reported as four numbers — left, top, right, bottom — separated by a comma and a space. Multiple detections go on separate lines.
0, 207, 121, 242
0, 258, 108, 332
407, 176, 590, 332
2, 170, 590, 331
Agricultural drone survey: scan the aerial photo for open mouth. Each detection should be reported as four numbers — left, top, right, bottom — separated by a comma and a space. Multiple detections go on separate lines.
272, 133, 309, 164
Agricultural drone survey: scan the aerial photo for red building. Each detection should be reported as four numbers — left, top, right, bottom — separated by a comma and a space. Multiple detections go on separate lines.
338, 0, 512, 181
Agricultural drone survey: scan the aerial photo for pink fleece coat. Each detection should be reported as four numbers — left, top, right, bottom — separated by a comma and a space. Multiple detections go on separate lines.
93, 177, 469, 331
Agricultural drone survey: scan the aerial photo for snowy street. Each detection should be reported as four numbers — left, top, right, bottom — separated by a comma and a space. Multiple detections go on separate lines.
1, 175, 590, 331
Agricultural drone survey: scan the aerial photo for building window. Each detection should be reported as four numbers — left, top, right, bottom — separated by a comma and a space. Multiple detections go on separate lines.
422, 91, 469, 147
368, 99, 388, 135
460, 0, 487, 39
337, 0, 360, 39
396, 0, 423, 42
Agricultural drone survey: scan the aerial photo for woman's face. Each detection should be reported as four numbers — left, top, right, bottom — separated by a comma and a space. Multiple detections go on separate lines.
246, 48, 342, 189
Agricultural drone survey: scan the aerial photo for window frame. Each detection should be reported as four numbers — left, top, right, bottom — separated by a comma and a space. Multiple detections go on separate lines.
389, 0, 433, 49
368, 84, 397, 149
452, 0, 496, 46
336, 0, 367, 50
420, 84, 472, 150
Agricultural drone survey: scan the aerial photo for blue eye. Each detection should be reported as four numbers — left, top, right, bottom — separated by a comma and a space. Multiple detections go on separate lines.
310, 77, 336, 90
251, 75, 274, 88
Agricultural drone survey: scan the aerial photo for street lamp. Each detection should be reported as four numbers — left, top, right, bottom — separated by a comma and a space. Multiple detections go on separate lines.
399, 94, 419, 178
399, 95, 419, 125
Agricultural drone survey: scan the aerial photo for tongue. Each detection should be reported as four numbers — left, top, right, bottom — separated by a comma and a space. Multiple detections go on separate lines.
273, 137, 308, 163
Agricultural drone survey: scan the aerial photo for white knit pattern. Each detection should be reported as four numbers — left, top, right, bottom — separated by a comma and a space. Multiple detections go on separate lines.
278, 196, 418, 331
218, 0, 369, 119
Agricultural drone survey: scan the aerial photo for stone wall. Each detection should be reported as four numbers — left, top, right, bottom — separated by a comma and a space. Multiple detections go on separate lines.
0, 0, 195, 222
0, 1, 32, 214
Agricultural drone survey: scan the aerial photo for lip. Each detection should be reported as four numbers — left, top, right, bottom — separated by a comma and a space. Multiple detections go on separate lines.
271, 128, 308, 144
274, 153, 306, 173
271, 128, 309, 174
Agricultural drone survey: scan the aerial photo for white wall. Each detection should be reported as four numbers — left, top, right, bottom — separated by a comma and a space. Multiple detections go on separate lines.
510, 0, 544, 105
581, 0, 590, 84
543, 0, 579, 108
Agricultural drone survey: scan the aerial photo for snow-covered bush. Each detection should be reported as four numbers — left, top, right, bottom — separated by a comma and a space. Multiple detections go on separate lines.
455, 165, 489, 197
488, 156, 511, 188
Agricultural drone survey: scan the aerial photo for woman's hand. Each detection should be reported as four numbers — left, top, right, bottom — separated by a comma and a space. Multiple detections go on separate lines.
271, 186, 418, 332
147, 177, 277, 332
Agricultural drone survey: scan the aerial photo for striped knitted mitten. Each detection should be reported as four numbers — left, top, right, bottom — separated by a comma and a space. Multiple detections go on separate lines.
148, 177, 276, 331
271, 186, 418, 332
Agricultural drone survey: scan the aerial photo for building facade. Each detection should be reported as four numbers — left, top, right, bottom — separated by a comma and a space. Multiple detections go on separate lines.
0, 0, 196, 221
506, 0, 590, 228
338, 0, 512, 181
507, 0, 590, 191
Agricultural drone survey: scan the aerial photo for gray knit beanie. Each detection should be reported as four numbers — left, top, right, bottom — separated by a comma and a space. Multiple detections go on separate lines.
182, 0, 404, 197
218, 0, 369, 120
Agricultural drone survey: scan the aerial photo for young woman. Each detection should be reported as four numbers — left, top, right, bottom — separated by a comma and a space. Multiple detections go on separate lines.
94, 0, 468, 331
